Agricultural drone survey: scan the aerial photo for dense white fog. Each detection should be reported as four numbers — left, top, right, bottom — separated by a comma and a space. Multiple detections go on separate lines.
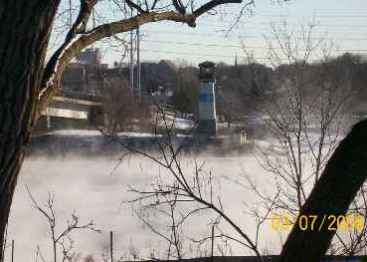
7, 149, 287, 261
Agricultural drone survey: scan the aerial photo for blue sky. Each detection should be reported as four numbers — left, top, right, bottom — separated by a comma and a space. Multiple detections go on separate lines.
55, 0, 367, 67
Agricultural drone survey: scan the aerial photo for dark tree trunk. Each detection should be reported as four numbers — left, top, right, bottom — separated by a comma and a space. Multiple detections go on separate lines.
279, 120, 367, 262
0, 1, 59, 260
1, 1, 367, 261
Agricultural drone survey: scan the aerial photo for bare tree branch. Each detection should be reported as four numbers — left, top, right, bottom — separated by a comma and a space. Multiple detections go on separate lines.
193, 0, 242, 17
37, 10, 197, 121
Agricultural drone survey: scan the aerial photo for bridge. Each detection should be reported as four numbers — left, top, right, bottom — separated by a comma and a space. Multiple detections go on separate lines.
37, 91, 104, 132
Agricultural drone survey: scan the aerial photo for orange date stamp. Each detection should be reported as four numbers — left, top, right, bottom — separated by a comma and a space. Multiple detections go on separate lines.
270, 212, 365, 232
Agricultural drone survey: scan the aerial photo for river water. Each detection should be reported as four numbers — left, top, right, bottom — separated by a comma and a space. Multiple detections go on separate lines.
7, 132, 293, 261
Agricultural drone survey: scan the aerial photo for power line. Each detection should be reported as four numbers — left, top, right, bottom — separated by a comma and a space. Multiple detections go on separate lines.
195, 22, 367, 33
141, 48, 246, 59
142, 39, 242, 49
202, 22, 367, 29
219, 12, 367, 18
140, 48, 352, 61
156, 21, 367, 35
138, 45, 367, 62
141, 39, 367, 53
142, 30, 367, 41
184, 15, 367, 28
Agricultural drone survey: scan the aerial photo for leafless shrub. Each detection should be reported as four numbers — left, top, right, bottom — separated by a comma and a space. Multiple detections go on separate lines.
27, 186, 101, 262
101, 110, 265, 261
102, 78, 152, 133
243, 21, 365, 255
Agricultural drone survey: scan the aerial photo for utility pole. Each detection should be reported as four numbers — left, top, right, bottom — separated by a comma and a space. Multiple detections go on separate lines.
211, 225, 214, 261
129, 9, 134, 90
69, 0, 73, 29
11, 240, 14, 262
110, 231, 114, 262
92, 7, 96, 29
136, 25, 141, 96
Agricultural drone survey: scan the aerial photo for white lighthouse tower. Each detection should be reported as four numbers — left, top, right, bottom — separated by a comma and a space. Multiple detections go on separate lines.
198, 61, 217, 136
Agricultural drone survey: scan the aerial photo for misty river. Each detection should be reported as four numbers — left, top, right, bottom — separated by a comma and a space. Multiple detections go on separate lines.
7, 131, 293, 261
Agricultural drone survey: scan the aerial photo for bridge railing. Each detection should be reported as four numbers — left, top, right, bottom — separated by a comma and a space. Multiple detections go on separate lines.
60, 89, 102, 102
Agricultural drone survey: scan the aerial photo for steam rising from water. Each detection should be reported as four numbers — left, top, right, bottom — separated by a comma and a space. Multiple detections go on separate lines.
7, 145, 284, 261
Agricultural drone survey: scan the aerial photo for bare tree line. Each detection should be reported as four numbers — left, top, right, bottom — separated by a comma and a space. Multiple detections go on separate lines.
3, 0, 367, 261
0, 0, 257, 256
103, 22, 367, 261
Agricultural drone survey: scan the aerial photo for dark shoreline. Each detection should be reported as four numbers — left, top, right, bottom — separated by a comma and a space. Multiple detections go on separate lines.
27, 132, 254, 158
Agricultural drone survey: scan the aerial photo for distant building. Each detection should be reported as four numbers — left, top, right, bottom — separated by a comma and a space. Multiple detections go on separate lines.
140, 60, 177, 103
61, 48, 112, 99
76, 47, 102, 65
36, 51, 181, 132
62, 51, 177, 103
